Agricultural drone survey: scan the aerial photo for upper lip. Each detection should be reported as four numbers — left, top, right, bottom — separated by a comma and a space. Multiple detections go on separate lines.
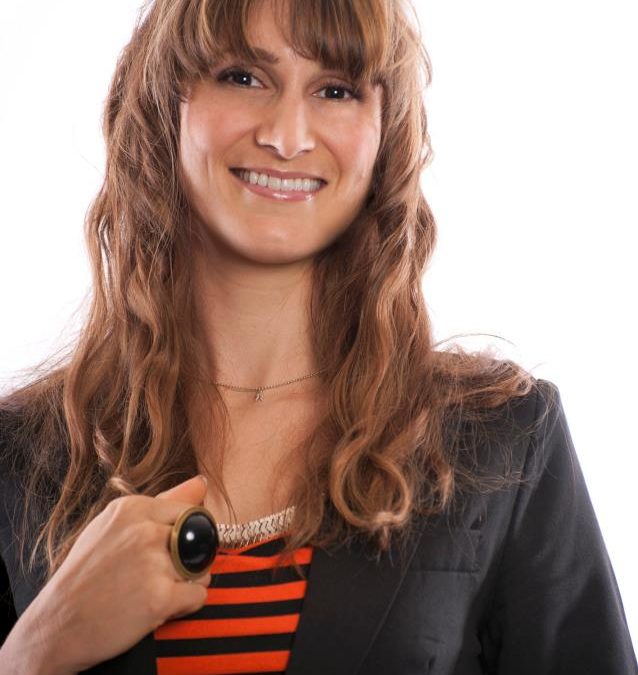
232, 167, 326, 182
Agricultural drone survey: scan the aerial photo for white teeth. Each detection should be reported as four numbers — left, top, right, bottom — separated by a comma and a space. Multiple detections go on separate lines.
237, 169, 322, 193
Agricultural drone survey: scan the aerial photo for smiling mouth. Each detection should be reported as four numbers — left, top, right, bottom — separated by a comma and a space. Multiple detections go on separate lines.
230, 168, 326, 193
229, 168, 327, 202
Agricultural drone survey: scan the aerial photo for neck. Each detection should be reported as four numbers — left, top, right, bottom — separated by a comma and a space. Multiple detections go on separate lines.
191, 242, 322, 397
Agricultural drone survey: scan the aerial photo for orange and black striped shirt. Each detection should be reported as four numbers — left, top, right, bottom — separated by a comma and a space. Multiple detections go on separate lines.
154, 534, 313, 675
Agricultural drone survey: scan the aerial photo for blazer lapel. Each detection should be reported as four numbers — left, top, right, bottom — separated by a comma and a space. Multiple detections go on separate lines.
285, 519, 427, 675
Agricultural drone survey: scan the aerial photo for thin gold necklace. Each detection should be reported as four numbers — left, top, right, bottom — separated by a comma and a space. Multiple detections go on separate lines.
212, 367, 328, 402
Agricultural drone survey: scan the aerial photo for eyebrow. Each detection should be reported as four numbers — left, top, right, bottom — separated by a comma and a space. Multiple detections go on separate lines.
248, 47, 280, 65
227, 46, 356, 80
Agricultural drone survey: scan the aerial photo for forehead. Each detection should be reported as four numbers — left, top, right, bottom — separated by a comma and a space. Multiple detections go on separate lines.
243, 0, 283, 43
201, 0, 386, 85
225, 2, 307, 67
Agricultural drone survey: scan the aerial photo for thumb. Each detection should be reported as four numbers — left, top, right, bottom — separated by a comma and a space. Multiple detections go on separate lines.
156, 474, 208, 504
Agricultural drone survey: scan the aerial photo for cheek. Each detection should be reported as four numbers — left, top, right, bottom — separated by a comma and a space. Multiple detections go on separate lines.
180, 102, 248, 164
323, 115, 381, 185
332, 118, 381, 185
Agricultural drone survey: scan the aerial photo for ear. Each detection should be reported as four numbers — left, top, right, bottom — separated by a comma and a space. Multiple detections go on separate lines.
178, 81, 194, 104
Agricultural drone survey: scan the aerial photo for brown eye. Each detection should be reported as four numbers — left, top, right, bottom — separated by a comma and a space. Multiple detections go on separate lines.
217, 68, 262, 88
316, 84, 361, 101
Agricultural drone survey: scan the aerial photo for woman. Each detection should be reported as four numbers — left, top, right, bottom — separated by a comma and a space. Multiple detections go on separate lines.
0, 0, 635, 673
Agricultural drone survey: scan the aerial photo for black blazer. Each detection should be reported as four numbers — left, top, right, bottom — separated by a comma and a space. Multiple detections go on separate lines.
1, 379, 636, 674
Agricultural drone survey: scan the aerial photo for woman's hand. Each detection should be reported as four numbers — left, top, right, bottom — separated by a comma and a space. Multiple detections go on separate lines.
9, 475, 212, 674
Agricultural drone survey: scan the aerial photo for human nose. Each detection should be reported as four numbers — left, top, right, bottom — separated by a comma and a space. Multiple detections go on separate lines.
255, 92, 316, 160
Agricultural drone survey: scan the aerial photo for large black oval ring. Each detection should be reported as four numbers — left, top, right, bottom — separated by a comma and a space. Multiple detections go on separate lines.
169, 506, 219, 581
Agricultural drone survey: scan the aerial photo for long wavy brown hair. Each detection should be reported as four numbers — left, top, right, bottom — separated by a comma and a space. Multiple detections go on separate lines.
1, 0, 543, 585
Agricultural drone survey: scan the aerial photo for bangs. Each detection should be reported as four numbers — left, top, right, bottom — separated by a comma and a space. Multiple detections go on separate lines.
171, 0, 392, 86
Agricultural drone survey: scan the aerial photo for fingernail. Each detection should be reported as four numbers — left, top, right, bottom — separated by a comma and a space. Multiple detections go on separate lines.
198, 474, 208, 487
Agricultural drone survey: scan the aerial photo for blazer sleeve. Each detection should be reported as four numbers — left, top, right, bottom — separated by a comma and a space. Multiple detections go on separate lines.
480, 380, 638, 673
0, 553, 17, 646
0, 439, 18, 647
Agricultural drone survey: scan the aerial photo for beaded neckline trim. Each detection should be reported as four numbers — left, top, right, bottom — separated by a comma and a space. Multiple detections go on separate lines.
216, 505, 296, 548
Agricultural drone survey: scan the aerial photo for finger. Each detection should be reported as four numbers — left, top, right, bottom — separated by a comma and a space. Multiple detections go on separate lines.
192, 572, 212, 588
150, 503, 221, 538
156, 475, 208, 502
153, 475, 208, 522
168, 579, 210, 620
164, 554, 213, 588
145, 475, 212, 525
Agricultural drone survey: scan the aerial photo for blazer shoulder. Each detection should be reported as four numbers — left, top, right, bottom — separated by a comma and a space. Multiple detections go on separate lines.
507, 377, 569, 480
487, 377, 561, 440
0, 402, 34, 478
455, 377, 562, 483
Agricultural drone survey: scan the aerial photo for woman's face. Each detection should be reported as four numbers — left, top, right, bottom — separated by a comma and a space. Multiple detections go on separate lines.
178, 1, 383, 266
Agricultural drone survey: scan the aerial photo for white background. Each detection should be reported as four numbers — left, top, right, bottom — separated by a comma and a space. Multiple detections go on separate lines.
1, 0, 636, 651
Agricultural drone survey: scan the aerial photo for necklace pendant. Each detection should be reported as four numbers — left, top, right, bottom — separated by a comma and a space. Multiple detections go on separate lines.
255, 389, 264, 402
